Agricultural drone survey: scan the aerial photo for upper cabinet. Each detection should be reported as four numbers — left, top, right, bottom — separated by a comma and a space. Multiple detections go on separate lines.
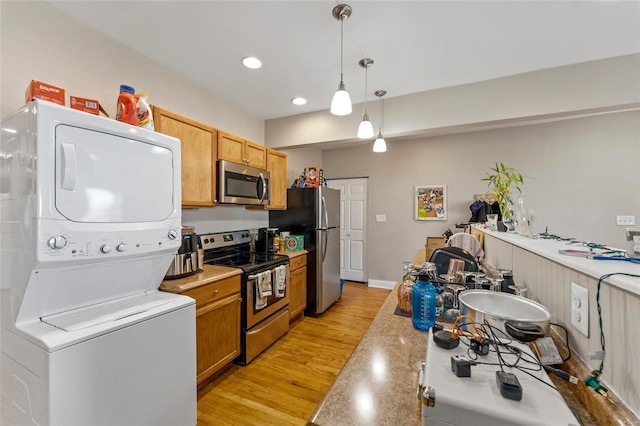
218, 131, 266, 169
265, 149, 287, 210
246, 148, 288, 211
152, 106, 217, 207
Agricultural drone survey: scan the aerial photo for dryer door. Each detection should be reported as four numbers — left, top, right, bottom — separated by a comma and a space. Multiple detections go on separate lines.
54, 125, 175, 223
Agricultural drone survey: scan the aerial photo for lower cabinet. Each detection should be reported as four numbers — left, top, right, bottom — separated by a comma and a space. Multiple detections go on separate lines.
288, 253, 307, 321
184, 276, 241, 385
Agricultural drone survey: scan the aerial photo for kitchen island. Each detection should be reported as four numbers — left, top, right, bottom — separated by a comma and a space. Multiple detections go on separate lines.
310, 251, 428, 426
310, 249, 607, 426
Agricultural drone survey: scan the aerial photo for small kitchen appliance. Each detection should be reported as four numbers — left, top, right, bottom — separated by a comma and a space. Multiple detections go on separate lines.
165, 227, 202, 279
256, 227, 279, 253
0, 100, 196, 426
200, 230, 290, 364
217, 159, 270, 205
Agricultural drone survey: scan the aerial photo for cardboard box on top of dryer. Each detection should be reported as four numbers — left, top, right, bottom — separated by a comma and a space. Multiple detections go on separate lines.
69, 96, 109, 117
70, 96, 99, 115
25, 80, 65, 106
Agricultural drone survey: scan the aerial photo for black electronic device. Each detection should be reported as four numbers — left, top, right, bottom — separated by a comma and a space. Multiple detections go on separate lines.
451, 356, 472, 377
470, 338, 490, 356
433, 329, 460, 349
504, 320, 545, 343
496, 371, 523, 401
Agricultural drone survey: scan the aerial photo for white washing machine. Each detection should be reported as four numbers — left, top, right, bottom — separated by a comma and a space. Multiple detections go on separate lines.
1, 100, 196, 425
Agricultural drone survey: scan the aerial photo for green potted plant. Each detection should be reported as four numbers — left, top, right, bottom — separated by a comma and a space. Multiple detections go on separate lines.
481, 162, 524, 228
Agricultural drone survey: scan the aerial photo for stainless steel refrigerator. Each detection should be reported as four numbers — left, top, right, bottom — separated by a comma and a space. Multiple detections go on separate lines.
269, 187, 341, 316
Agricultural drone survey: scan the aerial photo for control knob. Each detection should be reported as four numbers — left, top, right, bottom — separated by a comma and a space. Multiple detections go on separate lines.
116, 243, 126, 252
47, 235, 67, 250
100, 244, 111, 254
168, 229, 178, 240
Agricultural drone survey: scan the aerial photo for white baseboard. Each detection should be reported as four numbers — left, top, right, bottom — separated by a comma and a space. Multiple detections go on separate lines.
367, 279, 397, 290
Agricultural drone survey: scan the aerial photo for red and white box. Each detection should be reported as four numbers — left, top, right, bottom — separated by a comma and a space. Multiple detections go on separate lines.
25, 80, 65, 106
70, 96, 99, 115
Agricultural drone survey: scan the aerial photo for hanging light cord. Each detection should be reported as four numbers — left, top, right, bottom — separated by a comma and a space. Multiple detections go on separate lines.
363, 65, 368, 113
340, 12, 345, 83
379, 96, 384, 134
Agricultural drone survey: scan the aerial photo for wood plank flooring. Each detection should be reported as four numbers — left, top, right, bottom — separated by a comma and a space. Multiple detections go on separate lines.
196, 282, 391, 426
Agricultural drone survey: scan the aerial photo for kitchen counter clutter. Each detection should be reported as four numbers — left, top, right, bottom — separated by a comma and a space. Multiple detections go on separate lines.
478, 226, 640, 296
310, 249, 632, 426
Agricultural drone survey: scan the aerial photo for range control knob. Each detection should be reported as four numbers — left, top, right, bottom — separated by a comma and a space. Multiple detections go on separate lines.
116, 243, 126, 252
100, 244, 111, 254
168, 229, 178, 240
47, 235, 67, 250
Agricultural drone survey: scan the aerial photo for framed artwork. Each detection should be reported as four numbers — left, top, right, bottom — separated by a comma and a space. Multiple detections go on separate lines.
415, 185, 447, 221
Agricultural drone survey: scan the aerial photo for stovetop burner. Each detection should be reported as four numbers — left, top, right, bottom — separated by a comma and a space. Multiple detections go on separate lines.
200, 230, 289, 273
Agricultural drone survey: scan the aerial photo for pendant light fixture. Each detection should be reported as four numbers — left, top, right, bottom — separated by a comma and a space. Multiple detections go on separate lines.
357, 58, 375, 139
372, 90, 387, 153
330, 4, 353, 116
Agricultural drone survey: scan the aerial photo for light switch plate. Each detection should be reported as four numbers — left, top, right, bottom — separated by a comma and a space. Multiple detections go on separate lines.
616, 215, 636, 226
376, 214, 386, 222
571, 282, 589, 337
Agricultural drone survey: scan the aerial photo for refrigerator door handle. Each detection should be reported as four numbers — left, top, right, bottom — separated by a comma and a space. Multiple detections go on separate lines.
321, 229, 328, 262
321, 195, 329, 230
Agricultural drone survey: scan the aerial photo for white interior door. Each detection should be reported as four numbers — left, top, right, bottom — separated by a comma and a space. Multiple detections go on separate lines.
329, 178, 367, 282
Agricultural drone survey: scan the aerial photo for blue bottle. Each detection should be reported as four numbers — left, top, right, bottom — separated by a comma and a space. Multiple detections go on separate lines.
412, 278, 436, 331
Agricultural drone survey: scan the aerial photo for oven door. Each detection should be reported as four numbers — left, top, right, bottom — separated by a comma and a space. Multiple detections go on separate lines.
218, 160, 269, 205
246, 265, 289, 329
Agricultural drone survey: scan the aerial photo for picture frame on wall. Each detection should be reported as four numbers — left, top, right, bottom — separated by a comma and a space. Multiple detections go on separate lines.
415, 185, 447, 221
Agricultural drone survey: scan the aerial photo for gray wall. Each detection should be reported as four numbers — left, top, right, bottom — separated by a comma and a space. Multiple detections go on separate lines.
321, 111, 640, 282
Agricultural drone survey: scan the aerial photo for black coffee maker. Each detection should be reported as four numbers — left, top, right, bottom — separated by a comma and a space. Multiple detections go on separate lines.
256, 227, 279, 254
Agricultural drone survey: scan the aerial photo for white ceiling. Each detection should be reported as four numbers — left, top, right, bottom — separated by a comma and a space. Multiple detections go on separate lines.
47, 0, 640, 120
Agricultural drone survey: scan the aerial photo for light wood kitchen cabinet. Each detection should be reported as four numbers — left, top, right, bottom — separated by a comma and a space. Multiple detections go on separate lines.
288, 253, 307, 322
152, 106, 217, 207
184, 276, 241, 386
218, 131, 266, 169
247, 148, 288, 211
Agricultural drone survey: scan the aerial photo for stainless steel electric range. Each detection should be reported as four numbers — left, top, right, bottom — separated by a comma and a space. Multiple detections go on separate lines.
200, 230, 290, 365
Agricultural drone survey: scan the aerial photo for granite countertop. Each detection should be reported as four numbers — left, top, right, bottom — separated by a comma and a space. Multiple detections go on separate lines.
159, 264, 242, 293
309, 249, 626, 426
310, 251, 428, 426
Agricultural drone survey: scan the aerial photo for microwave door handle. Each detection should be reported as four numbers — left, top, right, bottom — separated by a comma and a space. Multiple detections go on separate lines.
258, 172, 267, 204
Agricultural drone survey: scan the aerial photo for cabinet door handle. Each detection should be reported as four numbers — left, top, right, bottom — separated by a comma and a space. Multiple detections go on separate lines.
213, 289, 220, 295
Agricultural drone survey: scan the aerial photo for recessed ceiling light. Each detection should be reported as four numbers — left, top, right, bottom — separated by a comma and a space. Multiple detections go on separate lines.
241, 56, 262, 69
291, 97, 307, 106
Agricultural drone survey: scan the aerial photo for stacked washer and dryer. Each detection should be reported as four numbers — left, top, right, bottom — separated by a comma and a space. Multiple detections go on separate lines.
1, 100, 196, 425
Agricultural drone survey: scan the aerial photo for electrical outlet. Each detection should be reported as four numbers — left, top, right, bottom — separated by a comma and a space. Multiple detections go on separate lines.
616, 215, 636, 226
571, 282, 589, 337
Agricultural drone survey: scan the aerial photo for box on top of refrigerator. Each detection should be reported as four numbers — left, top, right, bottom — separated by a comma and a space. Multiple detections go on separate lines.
25, 80, 65, 106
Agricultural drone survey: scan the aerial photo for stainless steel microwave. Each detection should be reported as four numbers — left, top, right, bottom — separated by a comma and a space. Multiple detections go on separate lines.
218, 160, 270, 205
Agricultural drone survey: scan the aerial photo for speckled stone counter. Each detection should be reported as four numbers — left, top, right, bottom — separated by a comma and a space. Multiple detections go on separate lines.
310, 278, 427, 425
309, 249, 637, 426
159, 264, 242, 293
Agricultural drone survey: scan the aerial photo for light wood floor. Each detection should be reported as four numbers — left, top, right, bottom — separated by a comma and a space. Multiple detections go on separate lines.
196, 282, 391, 426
